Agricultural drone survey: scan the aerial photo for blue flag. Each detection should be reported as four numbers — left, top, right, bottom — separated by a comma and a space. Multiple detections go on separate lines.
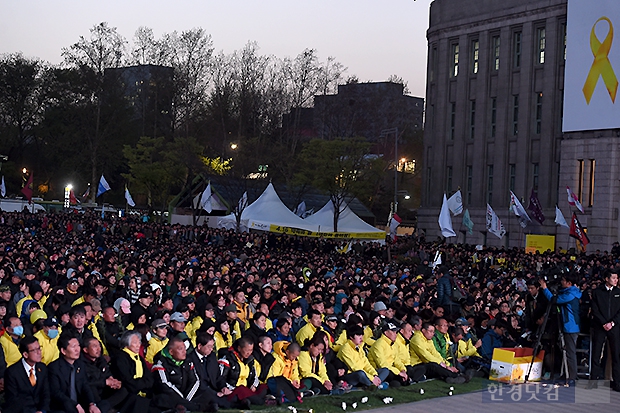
97, 175, 111, 197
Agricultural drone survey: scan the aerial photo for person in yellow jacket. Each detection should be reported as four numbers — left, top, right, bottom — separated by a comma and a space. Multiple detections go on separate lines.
337, 326, 389, 389
368, 322, 409, 386
409, 322, 468, 384
145, 318, 169, 364
0, 316, 24, 366
296, 310, 330, 347
267, 341, 307, 402
233, 290, 250, 325
214, 319, 234, 353
298, 333, 335, 395
393, 322, 428, 383
455, 318, 482, 358
33, 316, 60, 364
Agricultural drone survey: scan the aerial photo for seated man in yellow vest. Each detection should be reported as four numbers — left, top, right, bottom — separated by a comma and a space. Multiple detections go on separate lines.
409, 322, 469, 384
368, 322, 410, 387
296, 310, 330, 346
337, 326, 389, 389
0, 316, 24, 367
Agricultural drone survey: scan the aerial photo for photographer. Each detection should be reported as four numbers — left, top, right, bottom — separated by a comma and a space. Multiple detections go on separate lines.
539, 272, 581, 386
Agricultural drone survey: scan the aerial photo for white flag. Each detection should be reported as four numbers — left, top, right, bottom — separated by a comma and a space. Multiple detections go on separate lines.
555, 205, 569, 228
566, 186, 584, 213
0, 176, 5, 197
447, 190, 463, 216
238, 191, 248, 212
486, 204, 506, 239
199, 183, 212, 213
295, 201, 306, 217
97, 174, 111, 197
509, 191, 531, 228
432, 250, 442, 269
438, 194, 456, 237
124, 187, 136, 207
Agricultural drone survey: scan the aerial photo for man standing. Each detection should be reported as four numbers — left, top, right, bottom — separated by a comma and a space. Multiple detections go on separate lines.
3, 336, 50, 413
540, 273, 582, 386
48, 334, 101, 413
590, 269, 620, 390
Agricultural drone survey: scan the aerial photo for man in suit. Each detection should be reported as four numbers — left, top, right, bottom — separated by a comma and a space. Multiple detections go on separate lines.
590, 269, 620, 390
3, 335, 50, 413
48, 333, 101, 413
190, 332, 232, 409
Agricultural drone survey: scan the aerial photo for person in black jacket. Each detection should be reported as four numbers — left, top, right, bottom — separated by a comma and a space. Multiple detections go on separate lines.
81, 336, 129, 411
48, 333, 101, 413
152, 337, 217, 412
243, 312, 269, 345
3, 336, 50, 413
101, 306, 124, 357
589, 269, 620, 390
190, 332, 232, 409
110, 330, 154, 413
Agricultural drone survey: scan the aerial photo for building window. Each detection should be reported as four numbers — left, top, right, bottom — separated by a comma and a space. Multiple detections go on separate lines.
451, 43, 460, 77
537, 27, 546, 64
487, 165, 494, 204
490, 97, 497, 138
509, 164, 516, 192
471, 39, 480, 74
466, 166, 473, 205
589, 159, 596, 207
450, 103, 456, 140
577, 159, 584, 200
533, 163, 539, 191
513, 31, 522, 69
426, 167, 432, 201
430, 45, 438, 82
470, 100, 476, 139
513, 95, 519, 135
492, 35, 500, 71
535, 93, 543, 134
446, 166, 453, 193
561, 23, 567, 61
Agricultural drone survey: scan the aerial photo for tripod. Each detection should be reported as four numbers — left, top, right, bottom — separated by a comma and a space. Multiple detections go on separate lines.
525, 296, 569, 384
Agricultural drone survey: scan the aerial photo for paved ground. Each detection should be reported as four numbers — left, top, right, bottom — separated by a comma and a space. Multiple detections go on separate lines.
367, 381, 620, 413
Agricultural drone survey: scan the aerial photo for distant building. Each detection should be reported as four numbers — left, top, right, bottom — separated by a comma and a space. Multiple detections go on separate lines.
418, 0, 620, 251
108, 64, 175, 139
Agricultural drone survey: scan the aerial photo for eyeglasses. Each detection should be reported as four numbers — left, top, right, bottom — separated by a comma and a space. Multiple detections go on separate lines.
28, 347, 42, 353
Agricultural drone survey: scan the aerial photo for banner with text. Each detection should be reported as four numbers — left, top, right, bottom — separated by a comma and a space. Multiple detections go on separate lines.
564, 0, 620, 131
268, 224, 386, 240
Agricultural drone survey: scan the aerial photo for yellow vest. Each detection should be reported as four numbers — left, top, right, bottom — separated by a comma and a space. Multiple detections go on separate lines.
0, 331, 22, 367
34, 329, 60, 365
145, 336, 168, 364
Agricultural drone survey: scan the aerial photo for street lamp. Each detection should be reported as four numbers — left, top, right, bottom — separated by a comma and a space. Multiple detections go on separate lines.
230, 143, 238, 150
64, 184, 73, 208
21, 168, 28, 188
381, 128, 399, 213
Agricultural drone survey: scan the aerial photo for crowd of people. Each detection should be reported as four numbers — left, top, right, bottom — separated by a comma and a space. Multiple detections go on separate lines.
0, 209, 618, 413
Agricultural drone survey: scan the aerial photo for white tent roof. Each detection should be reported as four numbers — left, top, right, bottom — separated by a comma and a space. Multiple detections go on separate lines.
218, 183, 318, 232
303, 200, 385, 234
191, 191, 228, 211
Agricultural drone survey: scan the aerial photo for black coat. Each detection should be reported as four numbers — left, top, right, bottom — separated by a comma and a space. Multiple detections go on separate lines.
48, 357, 96, 413
591, 285, 620, 328
3, 360, 50, 413
81, 354, 113, 402
152, 353, 201, 406
110, 349, 154, 397
189, 351, 226, 392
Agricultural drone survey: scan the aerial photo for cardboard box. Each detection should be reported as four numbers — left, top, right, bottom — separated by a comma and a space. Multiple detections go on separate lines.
489, 347, 545, 383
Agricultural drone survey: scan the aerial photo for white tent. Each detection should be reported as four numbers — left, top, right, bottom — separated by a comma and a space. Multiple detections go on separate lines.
191, 191, 228, 211
217, 183, 318, 232
303, 200, 385, 236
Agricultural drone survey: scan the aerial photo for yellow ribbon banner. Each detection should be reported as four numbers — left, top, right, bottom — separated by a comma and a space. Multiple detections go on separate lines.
268, 224, 386, 240
583, 17, 619, 104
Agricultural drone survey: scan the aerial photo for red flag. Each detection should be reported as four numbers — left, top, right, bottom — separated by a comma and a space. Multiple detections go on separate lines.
569, 213, 590, 246
21, 173, 33, 203
69, 189, 78, 205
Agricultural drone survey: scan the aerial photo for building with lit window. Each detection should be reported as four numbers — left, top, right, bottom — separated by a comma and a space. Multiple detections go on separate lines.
417, 0, 619, 251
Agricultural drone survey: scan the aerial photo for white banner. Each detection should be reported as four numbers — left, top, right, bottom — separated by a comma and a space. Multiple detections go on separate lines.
564, 0, 620, 131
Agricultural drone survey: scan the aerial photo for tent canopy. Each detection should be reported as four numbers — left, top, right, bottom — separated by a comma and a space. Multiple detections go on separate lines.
218, 183, 317, 232
303, 200, 385, 234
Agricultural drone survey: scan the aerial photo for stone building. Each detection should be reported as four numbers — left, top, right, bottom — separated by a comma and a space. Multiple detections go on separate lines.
416, 0, 620, 250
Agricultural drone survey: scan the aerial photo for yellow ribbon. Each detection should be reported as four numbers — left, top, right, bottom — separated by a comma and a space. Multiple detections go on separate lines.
583, 17, 618, 104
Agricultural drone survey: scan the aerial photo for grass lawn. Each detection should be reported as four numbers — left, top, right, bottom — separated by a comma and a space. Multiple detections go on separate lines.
218, 378, 487, 413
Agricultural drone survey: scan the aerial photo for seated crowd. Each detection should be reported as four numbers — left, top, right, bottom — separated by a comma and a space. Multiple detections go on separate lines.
0, 210, 614, 412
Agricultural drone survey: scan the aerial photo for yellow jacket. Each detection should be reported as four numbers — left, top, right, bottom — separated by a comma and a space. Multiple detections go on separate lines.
298, 350, 329, 383
16, 295, 34, 318
34, 329, 60, 365
393, 333, 412, 369
0, 331, 22, 367
296, 323, 331, 347
457, 338, 481, 358
410, 330, 446, 366
145, 336, 168, 364
214, 331, 233, 352
363, 326, 376, 348
331, 331, 348, 352
337, 340, 377, 380
270, 341, 300, 382
368, 334, 403, 375
87, 322, 108, 356
234, 301, 249, 324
